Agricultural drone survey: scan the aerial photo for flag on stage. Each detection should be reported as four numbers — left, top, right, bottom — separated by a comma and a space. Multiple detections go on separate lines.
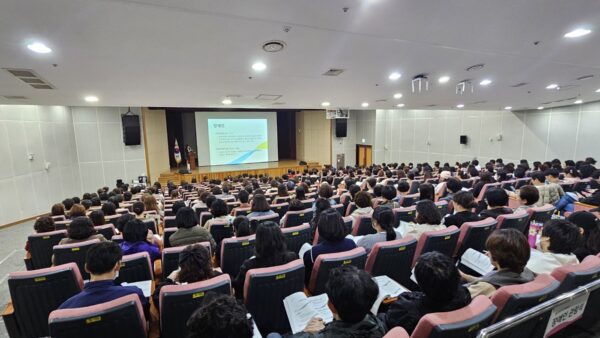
174, 139, 182, 164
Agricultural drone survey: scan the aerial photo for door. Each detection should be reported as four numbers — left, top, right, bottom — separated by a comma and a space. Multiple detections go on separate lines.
356, 145, 373, 167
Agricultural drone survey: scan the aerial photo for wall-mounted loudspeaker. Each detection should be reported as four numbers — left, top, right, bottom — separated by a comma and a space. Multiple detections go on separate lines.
460, 135, 468, 145
335, 119, 347, 138
122, 114, 141, 145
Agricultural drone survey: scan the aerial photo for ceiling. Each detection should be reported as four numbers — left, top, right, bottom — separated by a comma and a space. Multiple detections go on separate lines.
1, 0, 600, 110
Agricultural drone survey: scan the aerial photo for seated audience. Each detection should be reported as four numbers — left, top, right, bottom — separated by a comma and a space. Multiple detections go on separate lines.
58, 241, 149, 316
231, 190, 251, 215
439, 178, 462, 202
132, 201, 145, 219
398, 200, 445, 240
351, 191, 374, 219
89, 210, 105, 226
513, 185, 540, 213
58, 217, 107, 245
25, 216, 56, 254
295, 186, 307, 201
51, 203, 65, 217
378, 185, 399, 209
247, 194, 276, 218
479, 188, 513, 218
273, 183, 290, 203
531, 172, 564, 206
186, 294, 254, 338
304, 209, 357, 284
171, 200, 186, 216
567, 212, 600, 261
461, 229, 535, 297
120, 218, 160, 262
233, 216, 252, 237
443, 191, 480, 227
280, 198, 306, 226
380, 252, 471, 335
101, 201, 117, 216
62, 198, 75, 215
290, 266, 385, 337
204, 199, 233, 230
526, 219, 580, 275
418, 183, 435, 202
472, 172, 495, 199
68, 204, 86, 218
234, 222, 298, 299
394, 181, 410, 202
170, 207, 216, 251
357, 207, 398, 253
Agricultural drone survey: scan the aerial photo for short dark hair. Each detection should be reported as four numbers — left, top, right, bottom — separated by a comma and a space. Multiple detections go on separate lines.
418, 183, 435, 202
445, 178, 462, 193
288, 198, 304, 211
486, 229, 530, 273
233, 216, 251, 237
485, 188, 509, 208
122, 219, 148, 243
415, 252, 460, 304
397, 181, 410, 193
367, 177, 377, 189
81, 199, 92, 210
326, 265, 378, 323
415, 200, 442, 225
530, 171, 546, 183
542, 219, 580, 254
115, 213, 135, 233
354, 191, 372, 209
123, 191, 132, 201
51, 203, 65, 216
69, 204, 86, 218
251, 194, 270, 212
381, 185, 396, 201
172, 201, 186, 215
255, 222, 288, 262
132, 201, 145, 215
210, 199, 228, 217
62, 198, 75, 210
318, 209, 346, 242
85, 241, 122, 275
67, 217, 96, 240
186, 294, 253, 338
294, 186, 306, 200
178, 244, 213, 284
318, 183, 334, 199
373, 184, 383, 198
101, 202, 117, 216
34, 216, 55, 233
519, 185, 539, 205
452, 191, 477, 209
91, 197, 102, 206
238, 190, 249, 204
176, 207, 198, 229
89, 210, 105, 226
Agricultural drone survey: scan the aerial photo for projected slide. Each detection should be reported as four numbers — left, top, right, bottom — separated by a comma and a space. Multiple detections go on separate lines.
207, 119, 269, 165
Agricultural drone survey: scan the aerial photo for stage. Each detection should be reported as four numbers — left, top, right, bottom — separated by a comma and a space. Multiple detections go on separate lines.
158, 160, 319, 183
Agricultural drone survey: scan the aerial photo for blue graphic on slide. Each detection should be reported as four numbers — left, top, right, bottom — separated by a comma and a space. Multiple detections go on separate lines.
207, 119, 269, 165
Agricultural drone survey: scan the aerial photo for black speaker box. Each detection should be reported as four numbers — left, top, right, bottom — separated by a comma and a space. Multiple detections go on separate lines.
335, 119, 347, 137
122, 115, 141, 145
460, 135, 468, 145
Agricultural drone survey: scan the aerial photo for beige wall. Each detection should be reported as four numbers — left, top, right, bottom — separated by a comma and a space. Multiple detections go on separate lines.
296, 110, 331, 165
142, 108, 170, 182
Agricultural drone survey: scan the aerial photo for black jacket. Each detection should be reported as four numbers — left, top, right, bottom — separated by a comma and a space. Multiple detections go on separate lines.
479, 208, 514, 219
580, 190, 600, 207
291, 314, 386, 338
443, 211, 481, 228
379, 286, 471, 335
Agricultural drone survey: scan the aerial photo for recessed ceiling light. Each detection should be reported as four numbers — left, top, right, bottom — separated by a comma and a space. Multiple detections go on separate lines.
27, 42, 52, 54
222, 99, 232, 105
546, 83, 559, 90
321, 101, 330, 107
396, 103, 405, 108
574, 100, 583, 104
393, 93, 403, 99
564, 28, 592, 38
479, 79, 492, 86
252, 62, 267, 72
388, 72, 401, 81
438, 76, 450, 84
361, 102, 369, 107
596, 88, 600, 93
537, 106, 544, 110
456, 104, 464, 108
504, 106, 512, 110
84, 95, 99, 102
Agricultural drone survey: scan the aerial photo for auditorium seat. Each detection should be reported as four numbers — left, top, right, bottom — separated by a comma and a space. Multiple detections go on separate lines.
364, 236, 417, 287
413, 226, 460, 267
331, 203, 345, 216
220, 235, 256, 277
111, 234, 123, 244
94, 224, 116, 240
105, 214, 121, 226
526, 204, 556, 225
434, 200, 449, 217
490, 274, 560, 322
514, 177, 532, 189
54, 220, 71, 230
194, 207, 208, 221
496, 211, 529, 233
244, 259, 305, 335
163, 216, 177, 228
351, 214, 376, 236
51, 215, 67, 221
281, 224, 311, 254
281, 209, 313, 228
161, 242, 211, 280
411, 295, 496, 338
308, 247, 367, 295
476, 183, 502, 202
27, 229, 66, 270
163, 227, 178, 248
115, 252, 153, 284
454, 218, 497, 257
8, 263, 83, 338
232, 207, 251, 217
198, 212, 213, 226
53, 239, 102, 279
551, 255, 600, 294
141, 219, 157, 235
342, 216, 353, 235
159, 274, 231, 338
392, 206, 417, 227
383, 327, 410, 338
208, 218, 234, 250
345, 202, 357, 216
48, 294, 147, 338
249, 213, 280, 232
301, 198, 315, 209
270, 202, 290, 219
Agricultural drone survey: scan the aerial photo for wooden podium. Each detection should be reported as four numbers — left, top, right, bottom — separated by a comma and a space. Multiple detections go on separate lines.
188, 151, 197, 170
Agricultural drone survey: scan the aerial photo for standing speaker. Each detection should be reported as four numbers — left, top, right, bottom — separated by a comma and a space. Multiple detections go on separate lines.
122, 115, 141, 145
460, 135, 468, 145
335, 119, 347, 138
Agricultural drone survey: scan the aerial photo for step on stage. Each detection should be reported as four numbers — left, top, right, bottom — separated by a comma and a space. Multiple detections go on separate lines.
160, 160, 319, 182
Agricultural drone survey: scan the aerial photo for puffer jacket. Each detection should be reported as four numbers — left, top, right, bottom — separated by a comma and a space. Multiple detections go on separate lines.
291, 314, 386, 338
534, 183, 564, 206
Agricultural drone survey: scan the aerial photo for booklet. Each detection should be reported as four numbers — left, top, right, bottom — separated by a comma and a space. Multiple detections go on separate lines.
283, 292, 334, 334
121, 280, 152, 298
460, 248, 494, 276
371, 275, 407, 314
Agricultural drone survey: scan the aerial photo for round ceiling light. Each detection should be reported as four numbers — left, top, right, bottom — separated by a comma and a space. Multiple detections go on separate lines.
262, 40, 286, 53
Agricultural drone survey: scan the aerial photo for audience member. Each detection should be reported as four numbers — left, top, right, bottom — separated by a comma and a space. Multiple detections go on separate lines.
233, 216, 252, 237
247, 194, 276, 218
69, 204, 86, 218
357, 207, 398, 253
351, 191, 374, 219
186, 294, 253, 338
101, 201, 117, 216
443, 191, 480, 227
418, 183, 435, 202
204, 199, 233, 231
170, 207, 216, 251
531, 172, 564, 206
526, 219, 580, 275
25, 216, 56, 254
120, 218, 160, 262
58, 217, 106, 245
398, 200, 445, 240
51, 203, 66, 217
567, 212, 600, 261
479, 188, 513, 218
513, 185, 540, 212
280, 198, 306, 226
378, 185, 399, 209
89, 210, 105, 226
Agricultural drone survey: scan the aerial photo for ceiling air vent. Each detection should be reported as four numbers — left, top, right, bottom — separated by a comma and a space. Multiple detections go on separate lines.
322, 68, 344, 76
466, 63, 485, 72
2, 95, 28, 100
272, 102, 286, 105
3, 68, 55, 89
262, 40, 286, 53
472, 100, 487, 105
425, 104, 437, 107
511, 82, 528, 87
375, 99, 387, 103
255, 94, 282, 100
576, 74, 594, 81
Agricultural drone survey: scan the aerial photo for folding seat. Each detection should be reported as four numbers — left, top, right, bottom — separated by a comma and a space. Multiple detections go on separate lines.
220, 235, 256, 277
282, 208, 313, 228
53, 239, 102, 279
105, 214, 122, 226
434, 182, 447, 201
476, 183, 502, 202
27, 229, 66, 270
227, 201, 240, 213
198, 212, 213, 226
435, 200, 449, 217
48, 294, 147, 338
281, 224, 311, 254
411, 295, 496, 338
161, 243, 211, 280
332, 196, 341, 204
164, 208, 174, 217
163, 215, 177, 228
54, 220, 71, 230
408, 181, 420, 194
551, 255, 600, 294
392, 205, 416, 227
454, 217, 497, 257
461, 178, 475, 189
232, 207, 251, 216
496, 211, 529, 233
163, 227, 178, 248
111, 234, 123, 244
51, 215, 67, 221
331, 203, 345, 216
301, 198, 315, 209
244, 260, 305, 335
116, 208, 130, 215
115, 252, 153, 284
490, 274, 560, 322
500, 180, 516, 190
342, 216, 353, 235
514, 177, 531, 189
383, 327, 410, 338
159, 274, 232, 338
249, 213, 280, 232
412, 226, 460, 267
209, 218, 234, 247
270, 202, 290, 219
141, 219, 157, 234
526, 204, 556, 225
194, 207, 208, 221
352, 214, 376, 236
8, 263, 83, 338
308, 247, 367, 295
364, 236, 417, 287
94, 224, 116, 240
345, 202, 357, 216
399, 193, 419, 207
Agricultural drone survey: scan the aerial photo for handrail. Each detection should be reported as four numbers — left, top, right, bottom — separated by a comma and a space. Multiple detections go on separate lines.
477, 278, 600, 338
